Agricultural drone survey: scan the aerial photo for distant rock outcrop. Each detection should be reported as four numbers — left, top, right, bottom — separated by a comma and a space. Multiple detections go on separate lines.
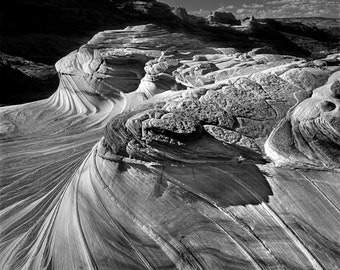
242, 15, 257, 26
0, 52, 58, 105
258, 17, 340, 57
4, 0, 336, 67
1, 0, 181, 64
208, 11, 240, 25
172, 7, 206, 25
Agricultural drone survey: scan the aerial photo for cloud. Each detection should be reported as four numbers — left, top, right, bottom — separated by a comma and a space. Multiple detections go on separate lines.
217, 5, 234, 11
189, 0, 339, 19
236, 0, 339, 18
189, 9, 211, 17
242, 4, 264, 8
267, 0, 301, 4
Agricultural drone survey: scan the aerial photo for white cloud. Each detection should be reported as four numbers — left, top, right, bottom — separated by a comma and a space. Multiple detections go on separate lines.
267, 0, 301, 5
242, 4, 264, 8
217, 5, 234, 11
189, 9, 211, 17
190, 0, 339, 19
235, 0, 339, 18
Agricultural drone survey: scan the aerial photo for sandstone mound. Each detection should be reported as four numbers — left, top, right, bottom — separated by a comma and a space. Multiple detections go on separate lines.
0, 24, 339, 270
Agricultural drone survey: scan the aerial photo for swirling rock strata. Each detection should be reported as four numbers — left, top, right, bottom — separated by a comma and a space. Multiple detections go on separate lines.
1, 25, 340, 270
265, 73, 340, 170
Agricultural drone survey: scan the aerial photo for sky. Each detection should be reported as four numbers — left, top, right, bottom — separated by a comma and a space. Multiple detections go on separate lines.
159, 0, 340, 18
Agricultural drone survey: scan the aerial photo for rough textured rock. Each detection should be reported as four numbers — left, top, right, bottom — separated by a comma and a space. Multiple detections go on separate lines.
0, 24, 340, 270
265, 74, 340, 170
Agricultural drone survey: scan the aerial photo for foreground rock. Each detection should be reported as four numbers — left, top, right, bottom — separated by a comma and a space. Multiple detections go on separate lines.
0, 25, 339, 270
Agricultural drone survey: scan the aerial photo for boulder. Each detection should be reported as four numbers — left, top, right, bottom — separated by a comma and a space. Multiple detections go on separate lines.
208, 11, 240, 25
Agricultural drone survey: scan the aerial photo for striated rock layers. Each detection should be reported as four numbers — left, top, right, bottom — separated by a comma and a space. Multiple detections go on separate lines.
1, 24, 340, 270
266, 73, 340, 170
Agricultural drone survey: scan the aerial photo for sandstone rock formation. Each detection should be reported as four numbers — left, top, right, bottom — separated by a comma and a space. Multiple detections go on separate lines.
207, 11, 240, 25
0, 23, 339, 270
258, 18, 340, 57
171, 7, 204, 25
3, 0, 338, 68
266, 74, 340, 170
1, 0, 181, 64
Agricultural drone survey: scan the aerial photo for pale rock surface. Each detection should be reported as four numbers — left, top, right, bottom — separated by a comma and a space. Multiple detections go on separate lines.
0, 25, 339, 270
265, 70, 340, 170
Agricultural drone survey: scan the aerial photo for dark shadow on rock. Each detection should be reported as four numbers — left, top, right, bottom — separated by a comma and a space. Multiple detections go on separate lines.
132, 134, 273, 208
103, 102, 273, 208
156, 162, 273, 207
0, 54, 59, 106
3, 0, 330, 66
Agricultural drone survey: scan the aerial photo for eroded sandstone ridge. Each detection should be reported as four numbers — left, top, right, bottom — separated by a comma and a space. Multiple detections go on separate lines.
0, 24, 340, 270
266, 73, 340, 170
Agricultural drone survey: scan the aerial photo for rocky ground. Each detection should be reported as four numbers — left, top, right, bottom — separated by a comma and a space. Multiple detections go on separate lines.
1, 22, 340, 269
0, 1, 340, 270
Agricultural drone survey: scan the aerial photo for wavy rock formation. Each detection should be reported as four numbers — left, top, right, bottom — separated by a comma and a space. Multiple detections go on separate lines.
1, 24, 340, 270
265, 73, 340, 170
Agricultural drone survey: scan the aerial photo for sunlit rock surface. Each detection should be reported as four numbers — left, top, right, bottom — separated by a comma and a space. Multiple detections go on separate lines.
0, 25, 340, 270
266, 74, 340, 170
